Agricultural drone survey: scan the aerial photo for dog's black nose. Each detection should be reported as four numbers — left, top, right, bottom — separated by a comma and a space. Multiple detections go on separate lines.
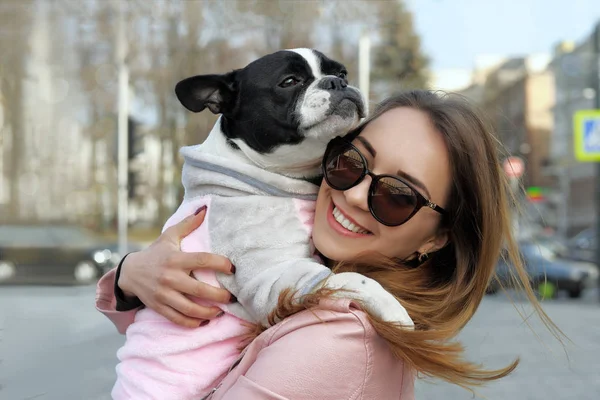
318, 76, 348, 91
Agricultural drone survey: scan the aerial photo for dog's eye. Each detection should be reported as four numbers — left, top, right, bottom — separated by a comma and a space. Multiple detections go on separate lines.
338, 70, 348, 80
280, 77, 300, 88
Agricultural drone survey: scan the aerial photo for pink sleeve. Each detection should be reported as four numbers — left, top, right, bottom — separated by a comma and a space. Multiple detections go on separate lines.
95, 268, 139, 334
218, 311, 406, 399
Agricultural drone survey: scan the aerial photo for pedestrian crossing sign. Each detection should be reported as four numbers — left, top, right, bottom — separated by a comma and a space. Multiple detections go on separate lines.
574, 109, 600, 162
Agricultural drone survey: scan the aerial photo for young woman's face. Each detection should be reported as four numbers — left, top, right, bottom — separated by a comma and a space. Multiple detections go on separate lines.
313, 107, 452, 262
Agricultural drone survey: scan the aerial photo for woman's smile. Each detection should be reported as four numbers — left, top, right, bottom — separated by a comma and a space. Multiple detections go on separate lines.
327, 200, 372, 237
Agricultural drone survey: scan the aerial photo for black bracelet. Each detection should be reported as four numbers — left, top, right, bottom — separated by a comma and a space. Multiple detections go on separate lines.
114, 253, 145, 311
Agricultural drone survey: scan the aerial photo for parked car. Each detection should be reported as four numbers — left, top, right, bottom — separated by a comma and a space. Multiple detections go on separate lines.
565, 228, 597, 264
0, 224, 122, 285
488, 241, 598, 298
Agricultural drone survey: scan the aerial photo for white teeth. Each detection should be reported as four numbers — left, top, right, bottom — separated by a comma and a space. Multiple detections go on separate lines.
332, 206, 369, 234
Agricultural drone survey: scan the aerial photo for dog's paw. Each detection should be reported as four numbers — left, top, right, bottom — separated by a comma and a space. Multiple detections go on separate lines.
323, 272, 414, 328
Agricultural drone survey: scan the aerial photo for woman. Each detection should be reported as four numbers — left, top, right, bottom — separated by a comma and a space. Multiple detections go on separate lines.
97, 90, 563, 399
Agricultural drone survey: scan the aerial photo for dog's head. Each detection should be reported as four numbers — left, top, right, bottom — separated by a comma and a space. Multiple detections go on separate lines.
175, 48, 365, 178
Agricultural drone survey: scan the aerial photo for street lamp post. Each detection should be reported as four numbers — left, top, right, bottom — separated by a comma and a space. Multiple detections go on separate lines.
116, 0, 129, 257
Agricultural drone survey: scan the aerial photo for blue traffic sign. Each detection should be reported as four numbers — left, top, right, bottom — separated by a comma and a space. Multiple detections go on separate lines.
574, 109, 600, 162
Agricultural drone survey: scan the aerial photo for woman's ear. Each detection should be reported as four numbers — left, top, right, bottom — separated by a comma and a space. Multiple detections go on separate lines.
418, 229, 450, 255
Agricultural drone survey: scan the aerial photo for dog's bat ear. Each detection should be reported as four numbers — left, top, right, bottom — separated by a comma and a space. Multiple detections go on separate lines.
174, 71, 238, 114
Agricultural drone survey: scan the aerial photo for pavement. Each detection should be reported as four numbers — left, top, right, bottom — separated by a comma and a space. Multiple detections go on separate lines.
414, 290, 600, 399
0, 285, 599, 400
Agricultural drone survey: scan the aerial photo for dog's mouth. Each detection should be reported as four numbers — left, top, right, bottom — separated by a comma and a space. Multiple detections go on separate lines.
341, 97, 366, 119
300, 96, 365, 132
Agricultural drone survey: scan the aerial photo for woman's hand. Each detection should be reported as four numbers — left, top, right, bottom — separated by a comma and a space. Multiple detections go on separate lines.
118, 207, 235, 328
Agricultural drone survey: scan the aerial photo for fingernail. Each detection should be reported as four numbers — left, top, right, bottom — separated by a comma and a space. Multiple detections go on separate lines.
194, 205, 207, 216
230, 264, 236, 274
230, 295, 237, 303
216, 311, 225, 318
200, 320, 210, 327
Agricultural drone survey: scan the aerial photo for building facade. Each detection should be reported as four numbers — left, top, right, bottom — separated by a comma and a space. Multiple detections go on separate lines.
462, 55, 555, 189
546, 26, 599, 237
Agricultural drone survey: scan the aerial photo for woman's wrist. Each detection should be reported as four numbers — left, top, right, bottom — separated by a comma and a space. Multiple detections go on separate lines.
117, 252, 137, 297
114, 252, 144, 311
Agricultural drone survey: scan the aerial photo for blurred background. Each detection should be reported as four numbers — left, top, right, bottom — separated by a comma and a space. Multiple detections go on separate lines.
0, 0, 599, 399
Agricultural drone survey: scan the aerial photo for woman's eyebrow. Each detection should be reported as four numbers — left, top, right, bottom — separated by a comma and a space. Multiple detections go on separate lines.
357, 136, 432, 199
356, 136, 376, 157
396, 170, 431, 199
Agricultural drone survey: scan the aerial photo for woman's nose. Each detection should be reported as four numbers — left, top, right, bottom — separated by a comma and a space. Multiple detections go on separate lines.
343, 177, 371, 212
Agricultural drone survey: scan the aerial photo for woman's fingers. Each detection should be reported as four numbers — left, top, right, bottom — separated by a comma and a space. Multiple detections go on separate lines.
175, 276, 234, 304
158, 290, 224, 320
158, 205, 235, 276
154, 303, 205, 328
163, 206, 208, 245
171, 251, 234, 275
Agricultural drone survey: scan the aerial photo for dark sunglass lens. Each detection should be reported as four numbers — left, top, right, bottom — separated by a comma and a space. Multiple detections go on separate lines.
371, 177, 418, 225
324, 146, 364, 190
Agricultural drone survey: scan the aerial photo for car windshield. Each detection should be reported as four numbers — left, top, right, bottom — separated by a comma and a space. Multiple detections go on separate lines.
0, 225, 100, 247
0, 225, 52, 247
570, 229, 596, 247
50, 226, 100, 247
521, 243, 556, 261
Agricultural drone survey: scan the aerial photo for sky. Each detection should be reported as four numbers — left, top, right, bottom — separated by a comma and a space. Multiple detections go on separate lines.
405, 0, 600, 88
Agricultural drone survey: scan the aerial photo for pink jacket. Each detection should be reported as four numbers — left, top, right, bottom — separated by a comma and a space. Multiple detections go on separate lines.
96, 271, 415, 400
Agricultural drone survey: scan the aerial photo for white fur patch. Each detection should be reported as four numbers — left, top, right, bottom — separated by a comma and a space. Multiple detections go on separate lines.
297, 86, 332, 130
288, 48, 323, 78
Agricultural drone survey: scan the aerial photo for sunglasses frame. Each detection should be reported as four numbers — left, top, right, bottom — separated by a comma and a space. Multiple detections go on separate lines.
322, 136, 446, 227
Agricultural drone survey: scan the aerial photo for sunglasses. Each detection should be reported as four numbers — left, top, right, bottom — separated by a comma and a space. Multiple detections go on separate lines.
322, 136, 446, 227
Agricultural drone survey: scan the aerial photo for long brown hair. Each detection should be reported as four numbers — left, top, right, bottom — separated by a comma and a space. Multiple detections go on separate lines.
246, 90, 565, 391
